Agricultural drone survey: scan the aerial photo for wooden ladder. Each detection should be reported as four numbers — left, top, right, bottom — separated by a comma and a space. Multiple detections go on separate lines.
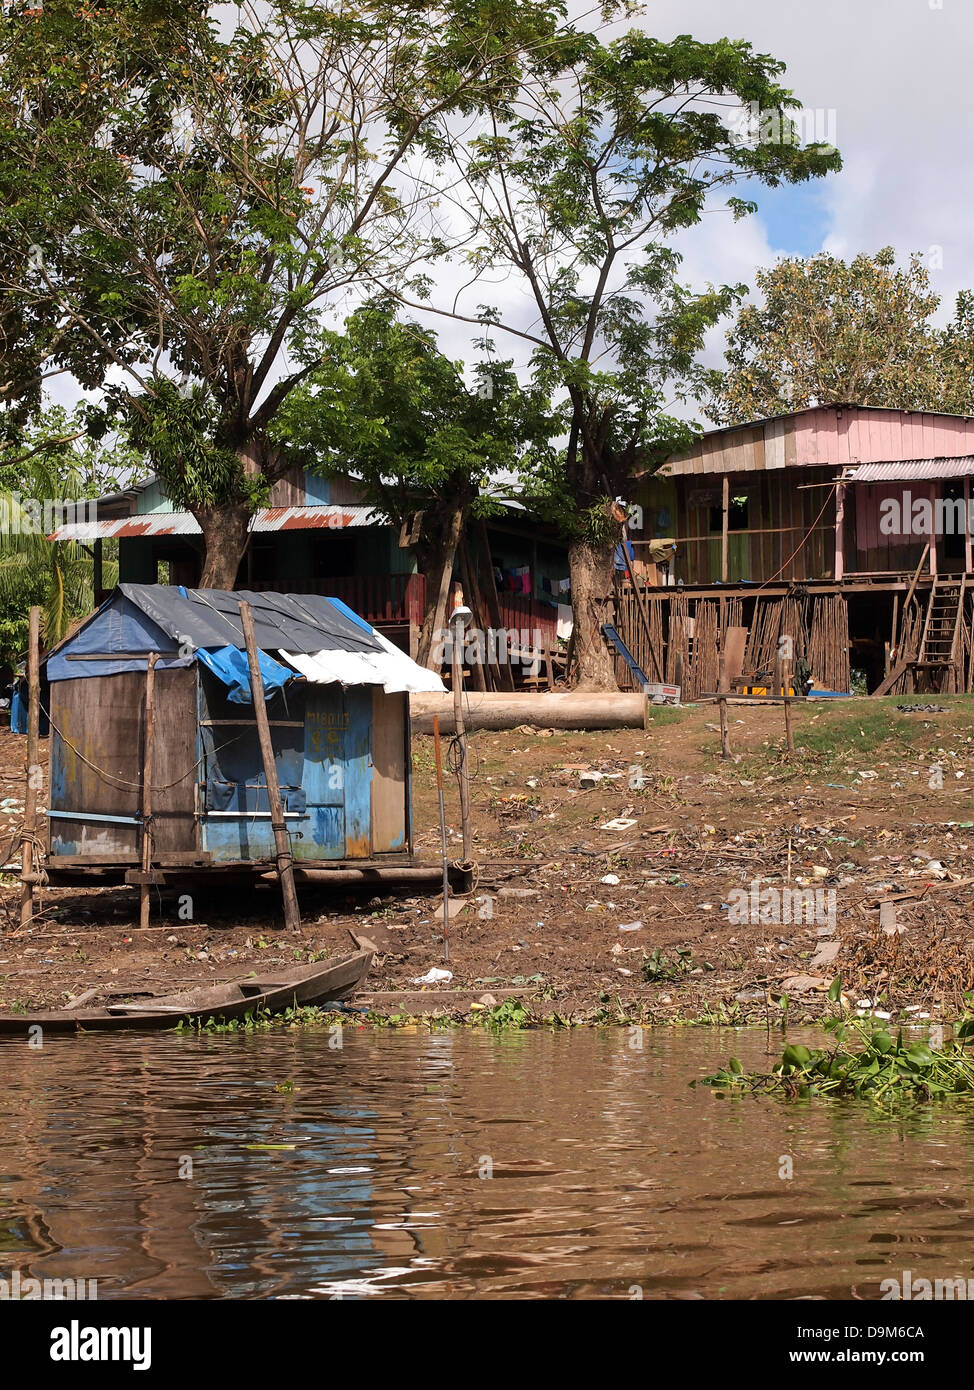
915, 576, 966, 691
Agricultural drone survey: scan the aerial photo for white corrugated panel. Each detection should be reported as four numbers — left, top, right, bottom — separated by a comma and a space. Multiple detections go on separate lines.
844, 458, 974, 482
278, 638, 445, 695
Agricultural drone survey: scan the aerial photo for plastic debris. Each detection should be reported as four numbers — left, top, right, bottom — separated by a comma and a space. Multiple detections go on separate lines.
411, 967, 453, 985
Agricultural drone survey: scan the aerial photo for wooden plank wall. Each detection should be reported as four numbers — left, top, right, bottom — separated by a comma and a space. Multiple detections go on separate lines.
48, 668, 197, 860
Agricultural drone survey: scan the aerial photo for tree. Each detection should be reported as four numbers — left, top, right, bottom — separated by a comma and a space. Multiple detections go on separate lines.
0, 0, 570, 587
387, 26, 841, 687
937, 290, 974, 418
276, 301, 547, 664
0, 407, 143, 657
709, 249, 944, 424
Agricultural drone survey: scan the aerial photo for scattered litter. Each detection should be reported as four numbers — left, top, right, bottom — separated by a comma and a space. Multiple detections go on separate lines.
600, 873, 620, 886
411, 968, 453, 985
601, 818, 637, 831
778, 974, 830, 994
617, 921, 643, 933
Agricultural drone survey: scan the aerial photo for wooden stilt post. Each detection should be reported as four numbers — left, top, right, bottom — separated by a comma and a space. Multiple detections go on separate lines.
834, 482, 845, 582
19, 606, 41, 927
433, 715, 450, 963
783, 659, 795, 756
452, 612, 473, 864
139, 653, 158, 929
721, 475, 729, 584
718, 649, 731, 759
239, 600, 301, 932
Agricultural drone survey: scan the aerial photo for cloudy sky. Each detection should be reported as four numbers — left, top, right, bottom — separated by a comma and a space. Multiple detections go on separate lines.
649, 0, 969, 324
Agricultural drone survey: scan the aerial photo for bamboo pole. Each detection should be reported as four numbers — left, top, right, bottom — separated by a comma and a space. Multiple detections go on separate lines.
620, 520, 664, 682
721, 475, 729, 584
451, 613, 473, 864
433, 715, 450, 963
783, 660, 794, 755
139, 652, 158, 929
19, 606, 41, 927
718, 649, 730, 759
238, 600, 300, 932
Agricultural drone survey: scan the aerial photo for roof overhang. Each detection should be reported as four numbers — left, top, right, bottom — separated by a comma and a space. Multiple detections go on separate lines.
841, 458, 974, 483
47, 504, 383, 542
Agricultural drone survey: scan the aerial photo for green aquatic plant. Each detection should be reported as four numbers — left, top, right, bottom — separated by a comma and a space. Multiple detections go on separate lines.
698, 1013, 974, 1105
477, 998, 531, 1030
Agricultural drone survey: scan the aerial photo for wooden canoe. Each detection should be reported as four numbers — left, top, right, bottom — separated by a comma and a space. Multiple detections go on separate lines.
0, 950, 373, 1035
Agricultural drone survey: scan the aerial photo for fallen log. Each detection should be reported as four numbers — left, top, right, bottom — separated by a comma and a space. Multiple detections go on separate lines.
410, 691, 650, 732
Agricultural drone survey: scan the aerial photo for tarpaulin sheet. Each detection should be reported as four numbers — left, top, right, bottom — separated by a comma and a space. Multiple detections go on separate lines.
120, 584, 382, 655
195, 645, 294, 704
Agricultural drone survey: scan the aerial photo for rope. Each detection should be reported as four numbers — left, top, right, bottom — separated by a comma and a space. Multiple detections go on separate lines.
756, 483, 838, 593
40, 701, 248, 793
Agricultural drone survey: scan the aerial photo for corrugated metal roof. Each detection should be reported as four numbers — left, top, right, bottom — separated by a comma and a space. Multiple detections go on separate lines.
49, 585, 446, 694
48, 504, 382, 542
843, 458, 974, 482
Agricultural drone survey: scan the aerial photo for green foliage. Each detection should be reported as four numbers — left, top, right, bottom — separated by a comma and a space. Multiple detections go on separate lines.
710, 248, 969, 424
0, 0, 574, 567
127, 380, 267, 512
277, 301, 549, 545
0, 406, 143, 657
699, 1005, 974, 1106
435, 26, 841, 536
476, 997, 532, 1029
642, 947, 711, 982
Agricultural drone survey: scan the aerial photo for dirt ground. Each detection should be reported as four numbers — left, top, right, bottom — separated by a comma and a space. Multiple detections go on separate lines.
2, 695, 974, 1025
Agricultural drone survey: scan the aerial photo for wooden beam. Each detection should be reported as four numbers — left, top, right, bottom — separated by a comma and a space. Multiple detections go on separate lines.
834, 482, 845, 582
139, 652, 158, 929
238, 600, 301, 932
721, 474, 729, 583
965, 476, 972, 574
19, 606, 41, 927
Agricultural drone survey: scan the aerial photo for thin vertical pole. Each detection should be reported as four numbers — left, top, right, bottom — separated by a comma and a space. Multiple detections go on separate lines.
19, 606, 41, 927
721, 475, 729, 584
452, 616, 472, 864
433, 715, 450, 963
718, 649, 730, 759
238, 600, 301, 932
139, 653, 158, 928
834, 482, 845, 582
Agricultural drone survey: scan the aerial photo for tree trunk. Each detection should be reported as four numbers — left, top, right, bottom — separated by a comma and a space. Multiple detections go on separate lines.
568, 535, 619, 691
416, 503, 464, 669
195, 502, 253, 589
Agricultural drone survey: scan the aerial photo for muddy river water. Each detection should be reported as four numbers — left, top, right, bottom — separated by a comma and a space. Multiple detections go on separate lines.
1, 1026, 972, 1300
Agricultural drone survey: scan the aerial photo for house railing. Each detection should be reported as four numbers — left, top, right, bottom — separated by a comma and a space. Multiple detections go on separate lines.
246, 574, 559, 643
247, 573, 426, 627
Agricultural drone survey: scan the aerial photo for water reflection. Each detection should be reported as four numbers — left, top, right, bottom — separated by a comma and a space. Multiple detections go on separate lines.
1, 1027, 973, 1299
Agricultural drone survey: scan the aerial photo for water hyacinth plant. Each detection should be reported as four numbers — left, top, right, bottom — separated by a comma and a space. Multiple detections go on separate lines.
697, 977, 974, 1105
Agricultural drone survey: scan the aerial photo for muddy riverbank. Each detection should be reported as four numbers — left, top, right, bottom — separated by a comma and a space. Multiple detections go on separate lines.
2, 697, 973, 1025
